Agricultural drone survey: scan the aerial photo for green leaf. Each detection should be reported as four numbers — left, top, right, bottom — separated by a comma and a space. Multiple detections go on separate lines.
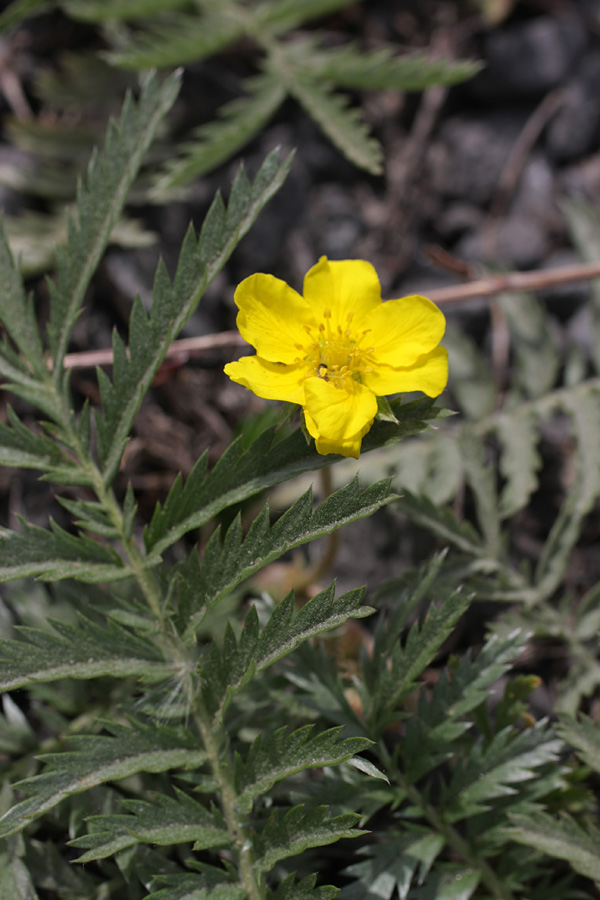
395, 490, 484, 557
0, 219, 45, 374
308, 44, 482, 91
146, 398, 442, 556
287, 72, 383, 175
459, 428, 500, 555
0, 0, 54, 33
235, 725, 372, 813
185, 477, 396, 633
149, 877, 244, 900
445, 325, 496, 421
342, 831, 445, 900
495, 408, 542, 518
0, 614, 170, 692
0, 843, 39, 900
96, 148, 293, 486
202, 583, 372, 722
497, 292, 560, 399
558, 714, 600, 773
64, 0, 190, 22
108, 10, 244, 69
0, 721, 207, 838
401, 630, 528, 781
154, 71, 286, 192
254, 805, 365, 876
267, 873, 340, 900
70, 789, 229, 862
0, 519, 128, 583
562, 196, 600, 374
442, 722, 562, 822
47, 70, 181, 382
256, 0, 358, 34
0, 408, 69, 471
507, 811, 600, 882
365, 588, 471, 737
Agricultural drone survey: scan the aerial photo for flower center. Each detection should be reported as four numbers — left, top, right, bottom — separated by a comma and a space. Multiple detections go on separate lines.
297, 308, 374, 389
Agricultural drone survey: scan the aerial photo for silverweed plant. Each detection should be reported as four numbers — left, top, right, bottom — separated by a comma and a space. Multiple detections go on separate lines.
1, 71, 600, 900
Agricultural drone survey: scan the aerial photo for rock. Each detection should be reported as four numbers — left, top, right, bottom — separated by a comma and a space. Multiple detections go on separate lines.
435, 112, 526, 206
471, 14, 587, 99
455, 214, 549, 269
546, 52, 600, 162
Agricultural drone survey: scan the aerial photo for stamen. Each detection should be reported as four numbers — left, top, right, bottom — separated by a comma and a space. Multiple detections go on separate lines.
303, 325, 312, 335
346, 312, 353, 323
318, 365, 328, 378
295, 343, 304, 350
323, 307, 331, 319
319, 323, 325, 332
337, 325, 343, 335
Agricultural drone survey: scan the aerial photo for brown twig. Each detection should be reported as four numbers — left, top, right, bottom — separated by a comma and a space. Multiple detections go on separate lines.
56, 260, 600, 372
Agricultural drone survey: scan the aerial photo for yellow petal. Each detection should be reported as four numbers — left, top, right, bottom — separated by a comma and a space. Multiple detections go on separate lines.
363, 346, 449, 397
302, 257, 381, 330
224, 355, 306, 403
234, 273, 314, 364
304, 409, 371, 459
368, 295, 446, 368
304, 375, 377, 442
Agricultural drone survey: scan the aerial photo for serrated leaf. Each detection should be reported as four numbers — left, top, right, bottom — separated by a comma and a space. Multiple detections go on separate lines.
70, 789, 229, 862
186, 477, 396, 632
149, 877, 244, 900
256, 0, 358, 34
507, 811, 600, 882
395, 490, 484, 557
0, 408, 69, 471
0, 0, 53, 33
459, 428, 500, 555
267, 873, 339, 900
146, 398, 442, 556
0, 721, 206, 838
155, 71, 286, 192
0, 614, 169, 692
495, 408, 541, 518
64, 0, 190, 22
96, 148, 293, 486
202, 582, 372, 723
365, 588, 471, 737
235, 725, 371, 813
342, 832, 445, 900
254, 805, 365, 876
0, 218, 45, 373
0, 519, 128, 583
445, 325, 496, 420
108, 10, 244, 69
562, 196, 600, 374
47, 69, 181, 382
497, 292, 560, 399
442, 721, 562, 821
287, 73, 383, 175
401, 630, 528, 781
308, 44, 482, 91
558, 714, 600, 773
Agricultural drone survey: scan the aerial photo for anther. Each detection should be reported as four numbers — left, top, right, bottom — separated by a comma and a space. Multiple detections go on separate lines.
346, 312, 353, 323
303, 325, 312, 334
319, 323, 325, 332
337, 325, 343, 335
318, 365, 328, 378
323, 307, 331, 319
295, 343, 304, 350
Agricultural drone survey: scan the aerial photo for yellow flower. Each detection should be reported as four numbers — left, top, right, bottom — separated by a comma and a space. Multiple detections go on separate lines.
224, 257, 448, 459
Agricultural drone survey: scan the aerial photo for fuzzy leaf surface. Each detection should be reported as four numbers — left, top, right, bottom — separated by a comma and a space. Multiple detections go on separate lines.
109, 10, 243, 68
267, 873, 339, 900
401, 631, 527, 782
254, 805, 365, 876
442, 721, 562, 821
0, 721, 206, 838
288, 73, 382, 175
0, 408, 69, 471
558, 714, 600, 772
0, 218, 45, 372
342, 831, 445, 900
495, 408, 541, 518
202, 583, 371, 722
155, 71, 286, 191
96, 149, 293, 485
146, 398, 443, 556
0, 520, 127, 583
508, 811, 600, 882
70, 790, 229, 861
149, 878, 244, 900
0, 615, 169, 692
310, 44, 482, 91
234, 725, 371, 813
190, 477, 396, 621
47, 70, 181, 379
